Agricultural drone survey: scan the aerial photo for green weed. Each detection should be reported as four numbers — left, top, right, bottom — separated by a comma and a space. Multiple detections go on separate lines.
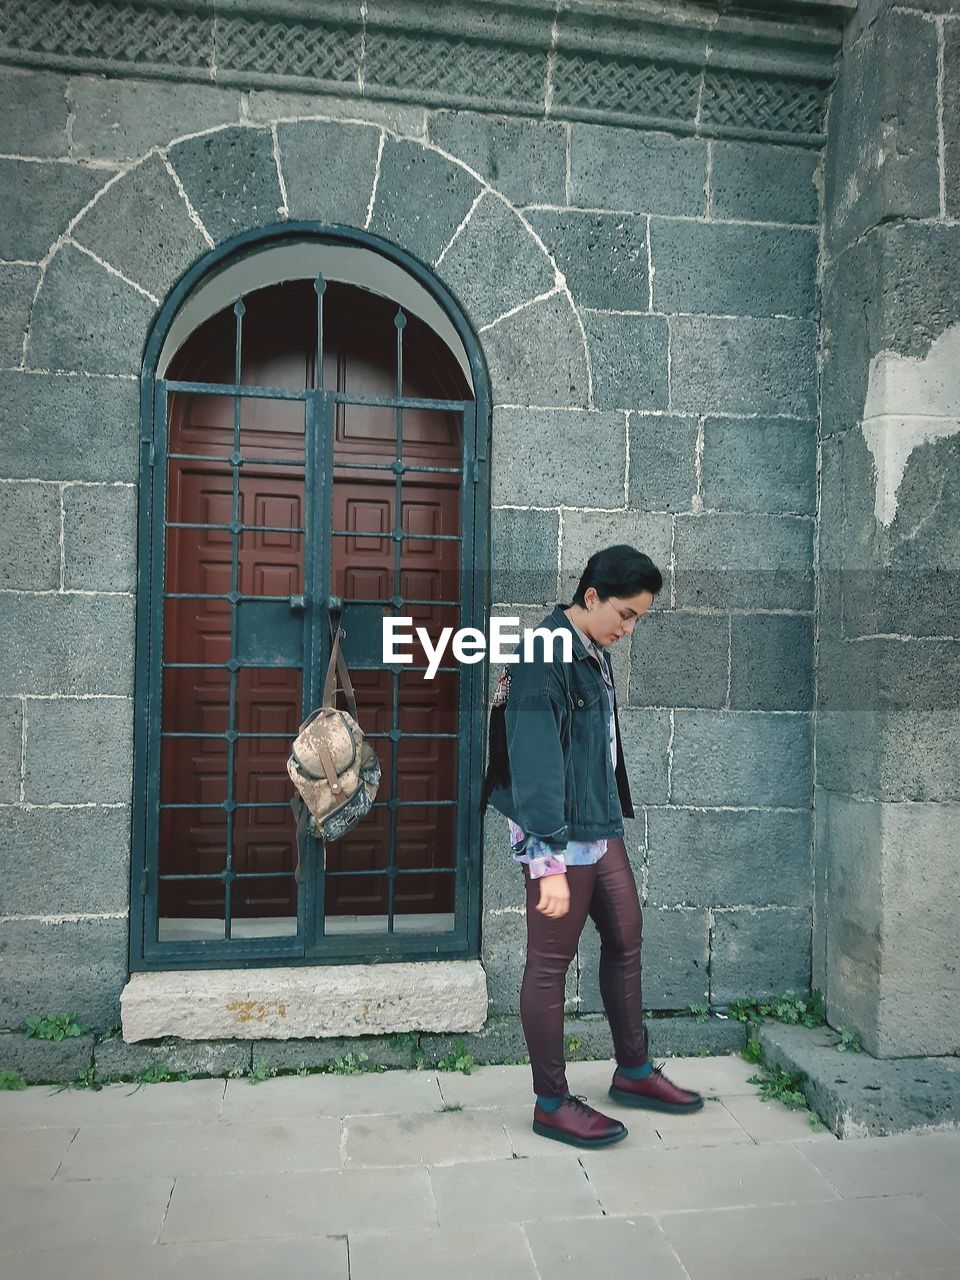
436, 1039, 475, 1075
24, 1013, 88, 1042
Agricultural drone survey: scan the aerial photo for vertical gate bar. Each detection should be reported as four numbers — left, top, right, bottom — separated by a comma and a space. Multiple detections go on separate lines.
142, 379, 170, 952
224, 297, 245, 940
313, 389, 334, 941
455, 401, 476, 942
388, 309, 406, 936
302, 390, 320, 947
314, 274, 325, 391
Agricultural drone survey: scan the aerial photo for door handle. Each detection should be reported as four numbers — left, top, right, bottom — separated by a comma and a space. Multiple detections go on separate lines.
289, 594, 305, 610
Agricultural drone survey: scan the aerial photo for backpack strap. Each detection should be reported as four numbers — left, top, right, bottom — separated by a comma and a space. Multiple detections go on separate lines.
322, 623, 359, 722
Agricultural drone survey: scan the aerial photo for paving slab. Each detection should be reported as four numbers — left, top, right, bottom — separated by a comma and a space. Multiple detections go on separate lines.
796, 1130, 960, 1197
160, 1166, 437, 1243
435, 1062, 535, 1108
0, 1127, 76, 1184
349, 1223, 537, 1280
0, 1238, 349, 1280
0, 1176, 173, 1254
523, 1215, 689, 1280
430, 1154, 603, 1226
659, 1194, 960, 1280
0, 1079, 225, 1129
219, 1069, 443, 1119
342, 1106, 513, 1167
718, 1093, 839, 1144
54, 1118, 342, 1180
579, 1142, 839, 1215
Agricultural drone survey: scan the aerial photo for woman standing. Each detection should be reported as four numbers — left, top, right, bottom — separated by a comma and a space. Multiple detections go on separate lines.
482, 544, 703, 1148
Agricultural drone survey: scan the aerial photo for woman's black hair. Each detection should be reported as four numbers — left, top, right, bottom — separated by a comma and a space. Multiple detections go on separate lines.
480, 544, 662, 813
572, 543, 662, 607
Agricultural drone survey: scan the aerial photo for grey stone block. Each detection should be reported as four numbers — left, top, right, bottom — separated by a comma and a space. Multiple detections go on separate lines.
0, 482, 60, 591
0, 1031, 95, 1084
0, 594, 135, 696
819, 231, 880, 440
671, 710, 812, 808
946, 21, 960, 218
481, 910, 526, 1016
0, 69, 69, 157
674, 513, 814, 611
670, 316, 818, 417
437, 194, 556, 328
0, 159, 107, 263
491, 407, 624, 507
0, 804, 130, 915
701, 416, 817, 515
816, 710, 960, 803
27, 243, 156, 375
71, 154, 209, 301
569, 125, 707, 216
96, 1037, 252, 1081
758, 1021, 960, 1139
428, 110, 565, 207
711, 908, 811, 1005
368, 137, 483, 268
0, 263, 38, 366
640, 907, 710, 1009
559, 510, 672, 605
62, 484, 137, 593
629, 610, 728, 709
729, 613, 814, 712
628, 413, 698, 513
483, 291, 589, 407
490, 507, 558, 604
710, 140, 820, 225
481, 813, 524, 916
647, 806, 811, 909
617, 709, 671, 804
420, 1016, 530, 1067
525, 210, 649, 311
276, 120, 380, 226
0, 373, 138, 482
650, 220, 817, 320
24, 697, 134, 805
248, 90, 426, 136
68, 77, 240, 161
167, 127, 283, 244
583, 311, 669, 412
0, 916, 129, 1030
0, 699, 22, 804
824, 7, 940, 255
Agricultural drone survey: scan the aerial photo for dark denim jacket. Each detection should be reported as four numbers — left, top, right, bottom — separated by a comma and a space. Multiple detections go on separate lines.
485, 604, 634, 846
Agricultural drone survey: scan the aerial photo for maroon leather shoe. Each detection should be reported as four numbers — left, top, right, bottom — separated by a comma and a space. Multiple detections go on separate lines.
533, 1092, 628, 1148
609, 1061, 704, 1113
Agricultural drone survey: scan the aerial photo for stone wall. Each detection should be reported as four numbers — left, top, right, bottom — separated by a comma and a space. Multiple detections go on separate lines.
0, 0, 845, 1034
816, 0, 960, 1056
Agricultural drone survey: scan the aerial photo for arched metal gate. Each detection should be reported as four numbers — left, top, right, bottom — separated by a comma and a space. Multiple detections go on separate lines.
131, 229, 489, 971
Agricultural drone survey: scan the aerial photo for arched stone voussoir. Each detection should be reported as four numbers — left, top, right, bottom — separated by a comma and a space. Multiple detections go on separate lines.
166, 125, 285, 245
71, 153, 209, 305
433, 192, 557, 332
366, 137, 483, 274
27, 241, 157, 376
481, 290, 590, 410
275, 118, 382, 229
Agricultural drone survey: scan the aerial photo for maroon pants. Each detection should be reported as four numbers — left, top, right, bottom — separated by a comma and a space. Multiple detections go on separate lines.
520, 837, 649, 1098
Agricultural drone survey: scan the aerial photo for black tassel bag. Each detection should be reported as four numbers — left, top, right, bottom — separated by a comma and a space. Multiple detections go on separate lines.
480, 667, 512, 813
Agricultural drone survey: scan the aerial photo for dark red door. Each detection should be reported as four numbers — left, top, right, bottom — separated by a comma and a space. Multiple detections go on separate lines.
158, 280, 469, 935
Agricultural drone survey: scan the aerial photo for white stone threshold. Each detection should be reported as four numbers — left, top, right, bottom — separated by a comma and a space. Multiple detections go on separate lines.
121, 960, 489, 1043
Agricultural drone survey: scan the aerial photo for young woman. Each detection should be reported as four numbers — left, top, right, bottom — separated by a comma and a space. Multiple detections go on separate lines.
482, 544, 703, 1148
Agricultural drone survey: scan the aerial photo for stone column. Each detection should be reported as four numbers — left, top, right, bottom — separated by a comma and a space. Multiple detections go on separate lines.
816, 0, 960, 1056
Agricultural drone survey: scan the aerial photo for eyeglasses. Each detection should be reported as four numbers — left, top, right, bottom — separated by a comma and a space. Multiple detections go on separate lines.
605, 597, 638, 627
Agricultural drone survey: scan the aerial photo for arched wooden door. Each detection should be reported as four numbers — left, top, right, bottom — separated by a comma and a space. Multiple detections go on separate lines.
143, 274, 480, 962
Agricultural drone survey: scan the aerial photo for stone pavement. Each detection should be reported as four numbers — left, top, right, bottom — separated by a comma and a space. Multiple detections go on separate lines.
0, 1054, 958, 1280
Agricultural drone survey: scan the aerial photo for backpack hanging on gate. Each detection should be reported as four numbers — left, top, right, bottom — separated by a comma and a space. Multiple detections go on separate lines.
287, 624, 381, 843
